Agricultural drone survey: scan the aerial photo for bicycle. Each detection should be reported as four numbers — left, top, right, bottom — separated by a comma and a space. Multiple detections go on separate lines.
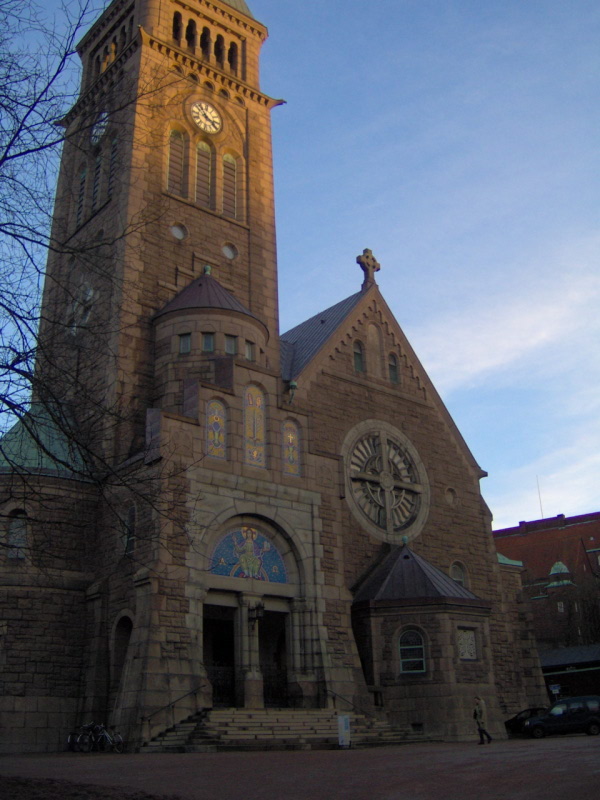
77, 722, 125, 753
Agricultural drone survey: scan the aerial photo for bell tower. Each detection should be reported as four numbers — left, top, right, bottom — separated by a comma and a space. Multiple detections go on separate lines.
42, 0, 281, 460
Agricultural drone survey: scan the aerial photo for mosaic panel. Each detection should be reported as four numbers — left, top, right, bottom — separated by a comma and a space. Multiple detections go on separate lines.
210, 526, 288, 583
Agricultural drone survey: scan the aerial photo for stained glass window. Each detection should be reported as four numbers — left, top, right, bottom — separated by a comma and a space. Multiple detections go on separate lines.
206, 399, 226, 459
244, 385, 265, 466
282, 420, 301, 476
210, 526, 288, 583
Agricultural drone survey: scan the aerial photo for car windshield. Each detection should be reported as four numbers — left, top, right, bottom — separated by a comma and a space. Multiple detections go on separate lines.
550, 704, 567, 716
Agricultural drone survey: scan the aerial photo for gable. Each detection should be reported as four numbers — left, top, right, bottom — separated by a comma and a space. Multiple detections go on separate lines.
280, 285, 485, 479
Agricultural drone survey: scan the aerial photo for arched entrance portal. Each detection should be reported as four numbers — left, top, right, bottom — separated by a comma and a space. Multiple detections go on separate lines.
202, 599, 292, 709
200, 520, 309, 709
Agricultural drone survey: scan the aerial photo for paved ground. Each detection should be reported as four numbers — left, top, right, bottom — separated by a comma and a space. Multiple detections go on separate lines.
1, 736, 600, 800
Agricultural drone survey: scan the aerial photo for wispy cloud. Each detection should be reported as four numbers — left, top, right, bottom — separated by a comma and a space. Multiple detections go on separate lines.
413, 250, 600, 394
489, 428, 600, 530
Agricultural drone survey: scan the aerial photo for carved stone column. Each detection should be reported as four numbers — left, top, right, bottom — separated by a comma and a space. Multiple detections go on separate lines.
240, 593, 264, 708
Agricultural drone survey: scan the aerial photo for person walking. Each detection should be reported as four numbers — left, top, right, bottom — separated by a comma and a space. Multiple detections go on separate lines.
474, 696, 492, 744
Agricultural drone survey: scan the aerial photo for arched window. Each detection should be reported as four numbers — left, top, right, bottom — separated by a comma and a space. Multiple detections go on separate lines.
206, 399, 227, 459
76, 165, 87, 227
282, 420, 301, 476
353, 340, 365, 373
91, 153, 102, 212
222, 154, 237, 218
399, 629, 426, 674
244, 385, 265, 467
450, 562, 467, 588
7, 510, 27, 560
107, 137, 118, 198
388, 353, 399, 384
367, 324, 382, 377
167, 130, 187, 197
195, 142, 212, 207
124, 505, 136, 556
200, 27, 211, 59
228, 42, 238, 74
214, 34, 225, 66
185, 20, 197, 49
172, 12, 183, 43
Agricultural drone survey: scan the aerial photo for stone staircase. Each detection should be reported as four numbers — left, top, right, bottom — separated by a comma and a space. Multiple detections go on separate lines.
141, 707, 422, 753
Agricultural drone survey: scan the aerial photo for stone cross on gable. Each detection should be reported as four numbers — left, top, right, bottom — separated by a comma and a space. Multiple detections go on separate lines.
357, 248, 380, 290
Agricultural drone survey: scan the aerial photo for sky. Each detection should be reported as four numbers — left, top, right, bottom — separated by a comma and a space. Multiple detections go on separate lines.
48, 0, 599, 530
249, 0, 600, 530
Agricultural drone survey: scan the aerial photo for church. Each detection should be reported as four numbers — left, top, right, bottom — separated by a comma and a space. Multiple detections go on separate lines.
0, 0, 547, 753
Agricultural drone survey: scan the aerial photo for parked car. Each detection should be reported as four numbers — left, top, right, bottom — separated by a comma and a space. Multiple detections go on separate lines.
523, 696, 600, 738
504, 707, 548, 736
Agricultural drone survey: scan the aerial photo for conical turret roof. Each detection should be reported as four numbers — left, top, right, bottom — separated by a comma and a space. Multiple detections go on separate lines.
154, 271, 261, 324
353, 544, 480, 604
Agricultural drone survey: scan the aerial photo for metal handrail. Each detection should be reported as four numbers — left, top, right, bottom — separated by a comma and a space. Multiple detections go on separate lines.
141, 686, 205, 723
326, 688, 376, 719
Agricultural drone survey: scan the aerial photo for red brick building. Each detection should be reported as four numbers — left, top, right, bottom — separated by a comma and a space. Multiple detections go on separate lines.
494, 513, 600, 696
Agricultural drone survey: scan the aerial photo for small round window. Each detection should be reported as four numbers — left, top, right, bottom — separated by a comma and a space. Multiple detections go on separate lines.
170, 224, 188, 241
222, 243, 238, 260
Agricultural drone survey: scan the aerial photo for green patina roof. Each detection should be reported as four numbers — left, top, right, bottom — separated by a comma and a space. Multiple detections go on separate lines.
223, 0, 253, 18
549, 560, 569, 575
497, 552, 523, 567
0, 403, 88, 479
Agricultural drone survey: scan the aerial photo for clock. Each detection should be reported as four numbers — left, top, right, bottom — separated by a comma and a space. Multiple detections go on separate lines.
191, 101, 222, 134
91, 111, 109, 145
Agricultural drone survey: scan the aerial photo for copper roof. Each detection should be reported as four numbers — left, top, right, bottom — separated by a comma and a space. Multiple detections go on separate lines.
223, 0, 253, 18
154, 273, 259, 322
0, 403, 89, 479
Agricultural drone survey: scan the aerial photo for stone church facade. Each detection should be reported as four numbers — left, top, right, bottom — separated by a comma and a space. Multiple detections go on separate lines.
0, 0, 546, 753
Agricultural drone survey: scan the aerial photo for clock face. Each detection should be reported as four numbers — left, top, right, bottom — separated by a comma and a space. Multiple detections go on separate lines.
91, 111, 109, 145
191, 102, 222, 134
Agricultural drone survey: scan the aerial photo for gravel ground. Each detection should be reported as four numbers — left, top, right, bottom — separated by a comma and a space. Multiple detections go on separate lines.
0, 777, 183, 800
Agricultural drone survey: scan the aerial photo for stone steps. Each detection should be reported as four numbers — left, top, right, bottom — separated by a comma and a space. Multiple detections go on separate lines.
141, 707, 423, 753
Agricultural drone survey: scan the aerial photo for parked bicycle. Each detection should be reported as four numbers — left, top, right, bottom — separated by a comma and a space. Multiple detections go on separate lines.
68, 722, 124, 753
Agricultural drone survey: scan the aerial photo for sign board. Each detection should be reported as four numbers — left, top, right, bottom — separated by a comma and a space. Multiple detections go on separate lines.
337, 714, 351, 748
549, 684, 561, 695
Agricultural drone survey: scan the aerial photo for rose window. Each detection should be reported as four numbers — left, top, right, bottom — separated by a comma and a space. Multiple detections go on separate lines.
348, 430, 425, 537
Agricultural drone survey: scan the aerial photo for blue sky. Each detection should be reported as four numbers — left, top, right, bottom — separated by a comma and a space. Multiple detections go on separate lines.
252, 0, 600, 529
50, 1, 599, 529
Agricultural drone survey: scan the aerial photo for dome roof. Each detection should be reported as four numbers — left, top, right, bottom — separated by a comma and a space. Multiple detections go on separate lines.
549, 560, 569, 576
223, 0, 253, 18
